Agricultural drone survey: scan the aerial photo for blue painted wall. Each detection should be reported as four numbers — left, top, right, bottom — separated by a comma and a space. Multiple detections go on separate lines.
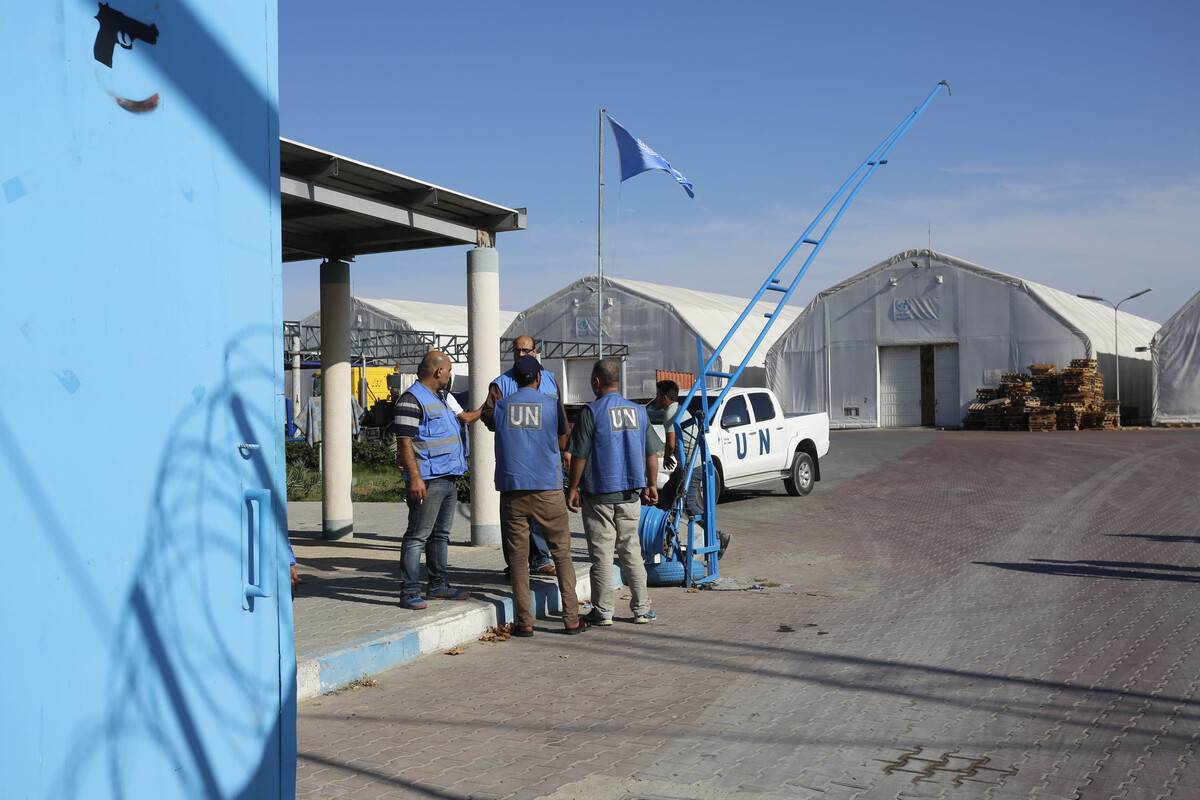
0, 1, 293, 797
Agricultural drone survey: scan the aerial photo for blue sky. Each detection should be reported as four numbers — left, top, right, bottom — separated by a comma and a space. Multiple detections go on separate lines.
280, 1, 1199, 324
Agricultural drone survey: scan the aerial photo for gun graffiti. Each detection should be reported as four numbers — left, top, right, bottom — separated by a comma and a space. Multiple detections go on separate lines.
94, 3, 159, 68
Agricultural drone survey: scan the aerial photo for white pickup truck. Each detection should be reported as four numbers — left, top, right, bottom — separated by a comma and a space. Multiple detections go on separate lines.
656, 387, 830, 500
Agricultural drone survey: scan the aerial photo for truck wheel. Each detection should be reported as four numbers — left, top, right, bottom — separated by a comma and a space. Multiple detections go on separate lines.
712, 464, 725, 504
784, 451, 815, 497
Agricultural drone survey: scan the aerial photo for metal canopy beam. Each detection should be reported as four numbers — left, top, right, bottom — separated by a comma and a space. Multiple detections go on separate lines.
282, 156, 339, 179
378, 187, 439, 207
280, 176, 481, 245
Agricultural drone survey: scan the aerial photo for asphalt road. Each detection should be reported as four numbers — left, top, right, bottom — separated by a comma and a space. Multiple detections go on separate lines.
296, 429, 1200, 800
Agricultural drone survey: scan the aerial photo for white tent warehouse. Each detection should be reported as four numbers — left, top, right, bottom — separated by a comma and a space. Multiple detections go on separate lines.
296, 297, 519, 394
505, 275, 801, 402
766, 250, 1161, 429
1152, 289, 1200, 426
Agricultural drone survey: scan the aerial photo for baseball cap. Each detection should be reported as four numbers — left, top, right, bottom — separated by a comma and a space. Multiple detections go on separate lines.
513, 355, 542, 381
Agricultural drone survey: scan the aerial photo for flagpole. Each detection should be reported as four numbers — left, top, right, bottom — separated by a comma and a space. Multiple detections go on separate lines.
597, 107, 605, 358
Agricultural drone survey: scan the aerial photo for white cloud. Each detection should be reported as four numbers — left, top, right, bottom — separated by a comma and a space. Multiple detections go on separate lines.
284, 170, 1200, 324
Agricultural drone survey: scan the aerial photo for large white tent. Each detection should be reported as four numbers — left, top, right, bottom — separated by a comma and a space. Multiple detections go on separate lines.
301, 297, 519, 342
505, 275, 800, 401
766, 250, 1161, 428
297, 297, 519, 395
1152, 289, 1200, 425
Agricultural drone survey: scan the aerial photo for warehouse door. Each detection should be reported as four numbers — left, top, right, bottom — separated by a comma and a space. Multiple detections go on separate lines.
920, 347, 936, 426
879, 346, 923, 427
933, 344, 961, 428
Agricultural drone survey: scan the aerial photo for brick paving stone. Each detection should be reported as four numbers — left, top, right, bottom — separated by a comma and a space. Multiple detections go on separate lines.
297, 429, 1200, 799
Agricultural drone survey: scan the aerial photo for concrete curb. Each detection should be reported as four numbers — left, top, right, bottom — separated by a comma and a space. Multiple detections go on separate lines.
296, 570, 604, 701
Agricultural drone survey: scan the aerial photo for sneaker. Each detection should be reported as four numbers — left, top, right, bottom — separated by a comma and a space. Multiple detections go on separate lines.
583, 609, 612, 627
400, 594, 428, 610
427, 585, 470, 601
634, 610, 657, 624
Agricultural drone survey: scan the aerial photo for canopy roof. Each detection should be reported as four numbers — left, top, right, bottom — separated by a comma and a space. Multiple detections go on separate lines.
801, 250, 1160, 360
280, 138, 526, 263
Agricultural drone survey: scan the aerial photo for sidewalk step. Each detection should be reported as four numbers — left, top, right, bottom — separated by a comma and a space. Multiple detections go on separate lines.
296, 569, 613, 701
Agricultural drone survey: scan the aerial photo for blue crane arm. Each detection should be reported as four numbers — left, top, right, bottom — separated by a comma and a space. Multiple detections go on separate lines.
674, 81, 950, 508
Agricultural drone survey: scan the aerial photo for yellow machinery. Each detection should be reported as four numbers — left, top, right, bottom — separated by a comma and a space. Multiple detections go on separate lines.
312, 366, 397, 404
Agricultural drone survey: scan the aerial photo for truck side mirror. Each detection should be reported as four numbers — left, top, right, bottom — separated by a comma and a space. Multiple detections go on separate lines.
721, 412, 748, 429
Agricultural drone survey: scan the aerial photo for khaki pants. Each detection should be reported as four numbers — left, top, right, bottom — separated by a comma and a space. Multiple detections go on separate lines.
581, 497, 650, 619
500, 490, 580, 628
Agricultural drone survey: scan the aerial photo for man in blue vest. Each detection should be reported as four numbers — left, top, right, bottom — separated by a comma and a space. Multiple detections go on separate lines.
480, 335, 564, 577
394, 350, 472, 610
494, 355, 589, 636
566, 358, 662, 626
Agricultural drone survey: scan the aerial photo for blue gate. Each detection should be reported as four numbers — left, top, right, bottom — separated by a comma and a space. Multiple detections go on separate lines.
0, 1, 292, 797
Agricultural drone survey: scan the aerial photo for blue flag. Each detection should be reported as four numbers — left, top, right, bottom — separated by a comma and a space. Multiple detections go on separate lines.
607, 115, 694, 198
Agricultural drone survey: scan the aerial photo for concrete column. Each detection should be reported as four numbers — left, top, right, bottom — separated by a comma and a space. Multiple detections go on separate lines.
467, 246, 501, 546
320, 259, 353, 540
290, 335, 302, 429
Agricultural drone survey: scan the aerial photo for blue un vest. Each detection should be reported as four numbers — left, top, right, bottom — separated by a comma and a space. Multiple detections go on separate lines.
494, 367, 558, 400
406, 381, 467, 480
582, 391, 647, 495
494, 387, 561, 492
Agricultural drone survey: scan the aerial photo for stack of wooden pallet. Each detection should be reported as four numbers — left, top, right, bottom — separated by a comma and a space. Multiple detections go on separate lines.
1028, 408, 1058, 431
1000, 373, 1034, 398
1030, 364, 1061, 404
963, 357, 1115, 431
963, 402, 989, 430
963, 387, 1001, 429
1102, 399, 1121, 429
983, 398, 1010, 430
1057, 403, 1086, 431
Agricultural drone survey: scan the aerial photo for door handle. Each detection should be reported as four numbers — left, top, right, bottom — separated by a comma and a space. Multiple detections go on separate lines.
243, 488, 272, 607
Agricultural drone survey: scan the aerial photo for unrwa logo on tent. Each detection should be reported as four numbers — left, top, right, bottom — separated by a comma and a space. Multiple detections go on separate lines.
508, 403, 542, 429
608, 407, 639, 431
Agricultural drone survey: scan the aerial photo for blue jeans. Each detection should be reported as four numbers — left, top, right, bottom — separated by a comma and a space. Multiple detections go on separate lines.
400, 476, 459, 595
660, 466, 703, 518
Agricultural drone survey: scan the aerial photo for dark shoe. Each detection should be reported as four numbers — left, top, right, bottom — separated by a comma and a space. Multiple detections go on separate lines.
400, 594, 428, 610
534, 562, 557, 576
564, 619, 591, 635
513, 625, 535, 637
427, 586, 470, 601
583, 609, 612, 627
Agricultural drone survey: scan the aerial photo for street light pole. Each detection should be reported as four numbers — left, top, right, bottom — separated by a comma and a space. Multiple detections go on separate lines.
1077, 288, 1152, 416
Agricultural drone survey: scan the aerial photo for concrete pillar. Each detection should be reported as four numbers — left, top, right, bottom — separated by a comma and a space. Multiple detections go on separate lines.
320, 259, 353, 540
290, 335, 302, 428
467, 246, 501, 546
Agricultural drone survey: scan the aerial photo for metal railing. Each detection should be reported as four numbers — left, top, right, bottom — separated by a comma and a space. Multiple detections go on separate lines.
284, 322, 628, 367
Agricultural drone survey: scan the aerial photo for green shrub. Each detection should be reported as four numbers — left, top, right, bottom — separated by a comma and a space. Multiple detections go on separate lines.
286, 441, 318, 469
286, 464, 321, 500
353, 438, 395, 468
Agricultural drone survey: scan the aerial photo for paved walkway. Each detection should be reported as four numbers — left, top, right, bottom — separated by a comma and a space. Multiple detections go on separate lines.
294, 429, 1200, 799
289, 501, 602, 698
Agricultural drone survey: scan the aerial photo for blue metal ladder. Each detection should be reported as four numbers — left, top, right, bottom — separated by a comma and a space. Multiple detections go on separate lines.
658, 81, 951, 587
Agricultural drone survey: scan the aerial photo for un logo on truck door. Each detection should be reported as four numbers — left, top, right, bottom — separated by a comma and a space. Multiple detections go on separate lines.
508, 403, 542, 429
609, 407, 639, 431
